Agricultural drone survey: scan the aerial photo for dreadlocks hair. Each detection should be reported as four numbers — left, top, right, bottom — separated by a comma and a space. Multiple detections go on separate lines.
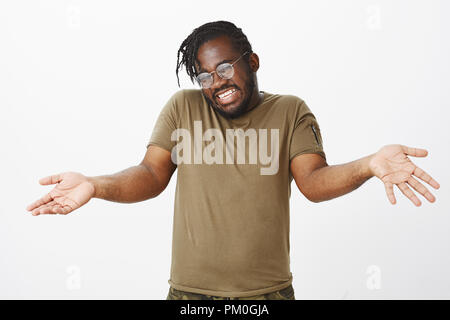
176, 21, 253, 87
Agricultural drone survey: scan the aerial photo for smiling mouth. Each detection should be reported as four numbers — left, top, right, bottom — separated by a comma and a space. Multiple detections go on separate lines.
215, 87, 239, 105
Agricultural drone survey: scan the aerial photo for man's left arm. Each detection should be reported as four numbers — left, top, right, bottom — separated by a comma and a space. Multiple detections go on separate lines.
290, 144, 440, 206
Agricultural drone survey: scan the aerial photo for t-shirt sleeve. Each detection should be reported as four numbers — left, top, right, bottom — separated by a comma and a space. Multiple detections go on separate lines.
289, 100, 326, 161
146, 91, 182, 151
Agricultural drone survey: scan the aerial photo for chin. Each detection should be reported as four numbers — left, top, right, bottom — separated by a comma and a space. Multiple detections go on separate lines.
218, 101, 240, 112
216, 103, 248, 119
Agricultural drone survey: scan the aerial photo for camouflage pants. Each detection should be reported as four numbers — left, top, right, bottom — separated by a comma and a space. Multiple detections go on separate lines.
166, 284, 295, 300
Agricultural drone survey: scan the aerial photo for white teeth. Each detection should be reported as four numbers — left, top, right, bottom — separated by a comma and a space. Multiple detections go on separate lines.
218, 88, 236, 99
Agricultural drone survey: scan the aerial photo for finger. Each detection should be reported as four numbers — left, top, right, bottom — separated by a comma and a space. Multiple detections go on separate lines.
30, 195, 77, 216
27, 193, 54, 211
384, 181, 396, 204
32, 203, 71, 216
38, 205, 59, 215
407, 176, 436, 203
401, 145, 428, 158
57, 205, 72, 215
397, 182, 421, 206
31, 200, 57, 215
413, 166, 440, 189
50, 197, 74, 214
39, 174, 62, 186
43, 204, 72, 215
51, 205, 65, 214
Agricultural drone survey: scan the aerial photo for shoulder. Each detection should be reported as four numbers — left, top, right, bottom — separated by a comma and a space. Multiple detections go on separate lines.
169, 89, 203, 104
163, 89, 206, 123
163, 89, 203, 113
265, 92, 309, 113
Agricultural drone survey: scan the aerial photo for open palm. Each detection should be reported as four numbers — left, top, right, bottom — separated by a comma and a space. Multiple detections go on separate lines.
26, 172, 95, 215
369, 144, 440, 206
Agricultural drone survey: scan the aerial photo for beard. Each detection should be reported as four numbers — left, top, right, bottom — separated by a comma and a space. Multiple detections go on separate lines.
203, 72, 256, 120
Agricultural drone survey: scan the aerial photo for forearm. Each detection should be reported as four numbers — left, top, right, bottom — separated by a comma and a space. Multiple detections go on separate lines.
303, 154, 375, 202
87, 165, 165, 203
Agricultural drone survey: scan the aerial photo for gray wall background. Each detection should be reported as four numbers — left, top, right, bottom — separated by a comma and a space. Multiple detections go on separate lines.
1, 0, 449, 299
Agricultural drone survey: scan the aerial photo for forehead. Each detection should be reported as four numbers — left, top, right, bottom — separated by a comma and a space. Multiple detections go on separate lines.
196, 35, 239, 72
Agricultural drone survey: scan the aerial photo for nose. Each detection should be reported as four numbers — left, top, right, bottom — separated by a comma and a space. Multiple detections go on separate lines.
209, 71, 228, 92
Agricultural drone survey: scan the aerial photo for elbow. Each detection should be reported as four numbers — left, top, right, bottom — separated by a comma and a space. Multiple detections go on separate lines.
303, 191, 326, 203
302, 191, 318, 203
305, 192, 335, 203
306, 195, 322, 203
147, 185, 164, 199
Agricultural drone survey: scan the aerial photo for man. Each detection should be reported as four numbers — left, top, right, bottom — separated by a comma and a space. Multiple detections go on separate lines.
26, 21, 440, 300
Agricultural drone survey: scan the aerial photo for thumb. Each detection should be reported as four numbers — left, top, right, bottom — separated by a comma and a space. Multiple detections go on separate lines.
39, 173, 62, 186
401, 145, 428, 157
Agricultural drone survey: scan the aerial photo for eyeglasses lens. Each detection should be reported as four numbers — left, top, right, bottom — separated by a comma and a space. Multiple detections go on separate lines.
197, 63, 235, 89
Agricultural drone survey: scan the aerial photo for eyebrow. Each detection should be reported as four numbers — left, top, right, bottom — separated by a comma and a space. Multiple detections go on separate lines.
198, 59, 233, 74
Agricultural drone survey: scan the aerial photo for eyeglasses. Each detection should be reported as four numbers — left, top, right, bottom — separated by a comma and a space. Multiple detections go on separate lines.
195, 51, 249, 89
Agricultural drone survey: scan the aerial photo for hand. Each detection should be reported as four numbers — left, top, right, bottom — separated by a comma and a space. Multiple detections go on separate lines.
369, 144, 440, 206
26, 172, 95, 215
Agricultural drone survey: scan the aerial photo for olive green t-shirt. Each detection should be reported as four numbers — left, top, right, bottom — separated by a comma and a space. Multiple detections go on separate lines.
147, 89, 326, 297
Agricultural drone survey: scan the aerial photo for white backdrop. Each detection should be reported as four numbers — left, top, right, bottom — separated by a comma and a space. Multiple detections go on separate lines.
1, 0, 449, 299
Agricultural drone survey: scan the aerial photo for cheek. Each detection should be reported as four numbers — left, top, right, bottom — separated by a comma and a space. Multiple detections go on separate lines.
232, 78, 246, 92
202, 89, 215, 100
234, 70, 252, 90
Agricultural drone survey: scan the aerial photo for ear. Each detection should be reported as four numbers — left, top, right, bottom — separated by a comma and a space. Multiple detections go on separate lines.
248, 52, 260, 72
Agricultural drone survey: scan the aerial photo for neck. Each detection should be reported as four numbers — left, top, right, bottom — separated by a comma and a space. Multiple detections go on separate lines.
245, 87, 263, 113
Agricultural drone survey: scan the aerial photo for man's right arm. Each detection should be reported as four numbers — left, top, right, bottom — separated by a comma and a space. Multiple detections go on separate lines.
27, 145, 176, 215
89, 145, 176, 203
